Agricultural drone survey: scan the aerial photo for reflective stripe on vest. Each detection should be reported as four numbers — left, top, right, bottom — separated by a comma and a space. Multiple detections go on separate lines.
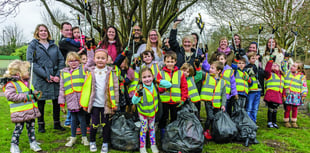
266, 73, 284, 93
221, 69, 233, 94
249, 76, 258, 91
137, 86, 158, 117
62, 65, 86, 95
284, 71, 303, 93
151, 63, 160, 77
128, 71, 139, 95
187, 77, 201, 103
109, 70, 117, 109
200, 73, 226, 108
4, 81, 38, 113
235, 70, 249, 94
160, 70, 182, 103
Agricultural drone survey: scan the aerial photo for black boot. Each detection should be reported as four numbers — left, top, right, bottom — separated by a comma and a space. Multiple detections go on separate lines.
251, 138, 259, 144
38, 122, 46, 133
267, 109, 273, 128
54, 122, 65, 131
272, 111, 279, 129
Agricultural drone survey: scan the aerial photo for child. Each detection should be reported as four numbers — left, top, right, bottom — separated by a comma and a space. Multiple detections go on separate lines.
180, 63, 202, 117
156, 51, 188, 139
264, 57, 285, 128
80, 52, 88, 64
132, 67, 171, 153
3, 60, 42, 152
202, 52, 238, 116
200, 61, 226, 140
80, 47, 119, 153
283, 61, 308, 128
245, 52, 263, 123
281, 52, 293, 73
137, 50, 161, 76
231, 57, 252, 110
58, 52, 89, 147
65, 26, 86, 54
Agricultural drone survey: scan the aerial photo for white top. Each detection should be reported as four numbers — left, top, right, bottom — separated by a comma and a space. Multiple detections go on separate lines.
93, 66, 108, 108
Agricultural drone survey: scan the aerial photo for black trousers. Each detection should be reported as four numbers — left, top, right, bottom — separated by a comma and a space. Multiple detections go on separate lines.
90, 107, 110, 143
205, 101, 220, 130
159, 103, 179, 129
37, 99, 60, 124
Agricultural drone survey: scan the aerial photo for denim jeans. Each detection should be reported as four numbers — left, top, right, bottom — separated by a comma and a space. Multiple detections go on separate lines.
64, 110, 71, 126
71, 110, 87, 137
246, 91, 261, 123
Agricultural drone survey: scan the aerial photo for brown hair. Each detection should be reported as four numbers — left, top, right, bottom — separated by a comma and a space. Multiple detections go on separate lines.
33, 24, 52, 40
295, 60, 305, 74
216, 52, 227, 60
140, 50, 155, 62
139, 67, 153, 82
238, 57, 246, 63
180, 63, 195, 76
233, 34, 242, 48
146, 29, 163, 58
247, 52, 256, 59
72, 26, 80, 32
65, 52, 81, 66
264, 38, 283, 55
211, 61, 224, 73
219, 37, 229, 45
164, 51, 177, 61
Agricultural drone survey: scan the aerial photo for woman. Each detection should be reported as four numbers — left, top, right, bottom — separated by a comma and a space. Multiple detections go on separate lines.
262, 38, 284, 69
210, 37, 235, 66
26, 24, 66, 133
230, 34, 247, 63
136, 29, 164, 63
98, 26, 123, 61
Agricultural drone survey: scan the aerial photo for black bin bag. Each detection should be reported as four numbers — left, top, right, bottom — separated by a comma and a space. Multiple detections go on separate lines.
111, 112, 140, 151
162, 102, 204, 153
231, 97, 258, 145
211, 111, 238, 143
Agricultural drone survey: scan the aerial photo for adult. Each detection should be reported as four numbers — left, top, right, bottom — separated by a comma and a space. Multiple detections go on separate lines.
58, 22, 80, 60
262, 38, 284, 69
26, 24, 66, 133
123, 25, 146, 64
136, 29, 164, 63
210, 37, 235, 66
169, 21, 202, 68
247, 42, 262, 67
98, 26, 123, 62
191, 33, 204, 56
229, 34, 247, 63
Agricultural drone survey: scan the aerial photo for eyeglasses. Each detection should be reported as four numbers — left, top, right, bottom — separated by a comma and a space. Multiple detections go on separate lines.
149, 34, 157, 37
68, 60, 79, 63
133, 29, 140, 31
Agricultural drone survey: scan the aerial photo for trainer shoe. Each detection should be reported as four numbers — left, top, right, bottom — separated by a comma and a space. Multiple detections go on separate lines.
267, 122, 274, 128
101, 143, 108, 153
151, 145, 159, 153
30, 141, 42, 152
90, 142, 97, 152
10, 143, 20, 153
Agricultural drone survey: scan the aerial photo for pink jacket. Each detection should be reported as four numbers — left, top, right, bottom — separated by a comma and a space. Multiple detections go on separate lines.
4, 80, 41, 123
84, 47, 119, 114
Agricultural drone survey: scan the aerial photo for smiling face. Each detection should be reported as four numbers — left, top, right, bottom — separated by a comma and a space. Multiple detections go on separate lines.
80, 54, 87, 64
268, 38, 276, 49
73, 28, 80, 39
234, 35, 240, 46
141, 70, 154, 86
271, 63, 280, 71
249, 56, 256, 64
94, 51, 107, 69
183, 38, 192, 52
237, 60, 246, 70
210, 64, 220, 76
182, 68, 190, 78
149, 30, 158, 43
219, 39, 228, 50
164, 56, 176, 70
290, 63, 298, 73
38, 26, 48, 41
61, 24, 73, 38
107, 27, 116, 41
133, 25, 141, 38
218, 55, 227, 65
142, 52, 153, 64
248, 44, 257, 53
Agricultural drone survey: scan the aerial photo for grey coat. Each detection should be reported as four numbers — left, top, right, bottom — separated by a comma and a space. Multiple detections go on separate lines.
26, 39, 65, 100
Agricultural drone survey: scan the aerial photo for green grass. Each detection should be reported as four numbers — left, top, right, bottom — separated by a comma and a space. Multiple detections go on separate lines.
0, 96, 310, 153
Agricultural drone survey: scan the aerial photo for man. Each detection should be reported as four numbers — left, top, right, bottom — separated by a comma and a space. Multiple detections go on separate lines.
124, 25, 145, 65
58, 22, 80, 60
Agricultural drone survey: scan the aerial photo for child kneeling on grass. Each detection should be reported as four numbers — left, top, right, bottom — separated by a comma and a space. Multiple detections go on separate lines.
3, 60, 42, 153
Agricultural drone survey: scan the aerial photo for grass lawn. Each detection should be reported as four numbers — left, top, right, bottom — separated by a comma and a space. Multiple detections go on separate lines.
0, 96, 310, 153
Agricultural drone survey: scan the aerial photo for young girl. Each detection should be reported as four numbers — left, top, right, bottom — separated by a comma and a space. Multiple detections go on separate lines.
132, 67, 171, 153
202, 52, 238, 116
58, 52, 89, 147
80, 47, 119, 153
264, 58, 285, 128
283, 61, 308, 128
3, 60, 42, 152
65, 26, 86, 54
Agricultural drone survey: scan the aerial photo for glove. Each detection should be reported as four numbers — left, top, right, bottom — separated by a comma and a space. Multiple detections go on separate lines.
123, 47, 129, 56
137, 84, 143, 97
176, 101, 185, 108
242, 73, 249, 81
86, 38, 95, 49
26, 94, 34, 101
33, 91, 42, 101
194, 58, 200, 68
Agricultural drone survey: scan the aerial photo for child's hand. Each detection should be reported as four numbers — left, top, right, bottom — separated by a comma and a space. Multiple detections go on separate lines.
26, 94, 34, 101
61, 107, 67, 114
83, 107, 88, 112
34, 91, 42, 101
234, 95, 239, 100
221, 106, 226, 112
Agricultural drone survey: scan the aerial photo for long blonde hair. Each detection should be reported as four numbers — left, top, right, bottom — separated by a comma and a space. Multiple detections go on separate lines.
3, 60, 30, 78
146, 29, 163, 58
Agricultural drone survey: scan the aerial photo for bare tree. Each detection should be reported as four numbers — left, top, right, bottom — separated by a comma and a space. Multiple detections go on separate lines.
3, 23, 25, 46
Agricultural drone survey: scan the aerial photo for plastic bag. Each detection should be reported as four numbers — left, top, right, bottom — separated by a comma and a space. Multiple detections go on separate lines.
111, 112, 139, 151
211, 111, 238, 143
162, 102, 204, 153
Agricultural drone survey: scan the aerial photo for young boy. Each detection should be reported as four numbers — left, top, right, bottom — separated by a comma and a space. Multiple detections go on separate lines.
200, 61, 226, 140
231, 57, 252, 110
156, 51, 188, 139
245, 52, 262, 123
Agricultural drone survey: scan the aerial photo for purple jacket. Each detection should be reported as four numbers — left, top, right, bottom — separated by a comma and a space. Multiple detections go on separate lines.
84, 48, 119, 114
202, 53, 238, 99
4, 80, 41, 123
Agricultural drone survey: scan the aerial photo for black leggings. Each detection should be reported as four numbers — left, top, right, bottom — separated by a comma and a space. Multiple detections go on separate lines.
37, 99, 60, 124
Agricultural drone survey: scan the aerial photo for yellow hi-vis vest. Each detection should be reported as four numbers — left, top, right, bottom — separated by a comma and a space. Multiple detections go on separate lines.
61, 65, 86, 95
80, 69, 117, 109
235, 70, 249, 94
284, 71, 303, 93
187, 77, 201, 103
137, 85, 158, 117
221, 69, 233, 95
159, 70, 182, 103
200, 73, 226, 108
3, 81, 38, 113
150, 63, 160, 77
128, 71, 139, 95
265, 73, 284, 93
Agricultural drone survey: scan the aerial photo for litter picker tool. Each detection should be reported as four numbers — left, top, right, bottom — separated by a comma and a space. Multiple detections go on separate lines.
77, 14, 84, 47
128, 16, 137, 63
270, 25, 278, 54
291, 28, 298, 60
84, 0, 88, 34
257, 24, 263, 54
29, 51, 36, 94
229, 22, 237, 53
87, 2, 93, 38
195, 13, 204, 58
